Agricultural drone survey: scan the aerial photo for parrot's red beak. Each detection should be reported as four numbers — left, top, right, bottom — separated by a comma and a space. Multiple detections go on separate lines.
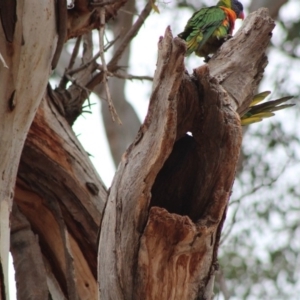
239, 11, 245, 20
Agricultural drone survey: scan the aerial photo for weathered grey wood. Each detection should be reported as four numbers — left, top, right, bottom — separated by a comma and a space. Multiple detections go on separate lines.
98, 27, 186, 300
138, 63, 242, 299
98, 8, 274, 300
208, 8, 275, 115
0, 1, 57, 297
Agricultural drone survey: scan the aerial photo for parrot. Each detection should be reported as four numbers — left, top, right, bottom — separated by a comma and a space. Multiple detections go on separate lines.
240, 91, 295, 126
178, 0, 245, 61
177, 2, 295, 124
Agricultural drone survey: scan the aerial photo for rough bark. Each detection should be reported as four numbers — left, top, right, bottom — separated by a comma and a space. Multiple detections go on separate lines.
0, 1, 57, 297
13, 94, 106, 299
98, 8, 274, 300
0, 1, 129, 299
98, 28, 186, 299
67, 0, 128, 39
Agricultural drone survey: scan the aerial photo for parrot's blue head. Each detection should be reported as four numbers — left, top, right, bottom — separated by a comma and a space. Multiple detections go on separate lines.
232, 0, 245, 20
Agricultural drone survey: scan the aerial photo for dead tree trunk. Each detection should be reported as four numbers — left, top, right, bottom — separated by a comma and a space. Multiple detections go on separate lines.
98, 8, 274, 300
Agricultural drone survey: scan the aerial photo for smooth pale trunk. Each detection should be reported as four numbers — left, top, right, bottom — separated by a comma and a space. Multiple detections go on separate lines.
0, 1, 57, 297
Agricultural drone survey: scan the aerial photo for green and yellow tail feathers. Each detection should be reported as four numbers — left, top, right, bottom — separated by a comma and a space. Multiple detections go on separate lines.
241, 91, 295, 126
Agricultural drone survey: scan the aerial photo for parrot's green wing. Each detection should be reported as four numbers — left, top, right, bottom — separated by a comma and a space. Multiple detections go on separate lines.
241, 93, 294, 126
178, 7, 226, 56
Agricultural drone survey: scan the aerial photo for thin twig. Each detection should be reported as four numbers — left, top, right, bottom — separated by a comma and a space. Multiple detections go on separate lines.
59, 36, 82, 89
65, 74, 91, 101
95, 63, 152, 81
87, 0, 154, 90
229, 173, 283, 207
0, 52, 8, 68
82, 102, 97, 109
68, 36, 82, 70
220, 179, 276, 245
114, 72, 153, 81
220, 200, 241, 245
113, 72, 153, 81
118, 8, 140, 16
104, 34, 121, 52
99, 8, 122, 124
67, 35, 120, 76
68, 53, 99, 76
108, 1, 153, 68
221, 160, 290, 245
90, 0, 119, 6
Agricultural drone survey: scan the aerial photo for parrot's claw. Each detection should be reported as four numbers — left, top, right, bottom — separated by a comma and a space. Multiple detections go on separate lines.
224, 34, 233, 41
204, 56, 211, 63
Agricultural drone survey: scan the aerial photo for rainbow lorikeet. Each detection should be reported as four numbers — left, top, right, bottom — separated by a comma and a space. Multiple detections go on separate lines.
241, 91, 294, 126
178, 0, 244, 61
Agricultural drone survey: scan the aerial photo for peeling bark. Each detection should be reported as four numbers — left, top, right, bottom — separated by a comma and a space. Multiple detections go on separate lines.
13, 94, 106, 298
136, 207, 218, 300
